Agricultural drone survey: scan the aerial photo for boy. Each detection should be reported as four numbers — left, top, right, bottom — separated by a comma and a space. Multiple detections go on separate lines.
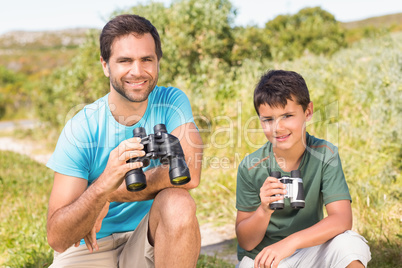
235, 70, 371, 268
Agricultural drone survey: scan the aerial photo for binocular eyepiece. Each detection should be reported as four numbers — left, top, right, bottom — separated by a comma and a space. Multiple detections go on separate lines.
125, 124, 191, 192
270, 170, 305, 210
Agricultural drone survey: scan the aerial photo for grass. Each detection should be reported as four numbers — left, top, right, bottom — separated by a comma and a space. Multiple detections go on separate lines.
189, 32, 402, 267
1, 32, 401, 268
0, 150, 233, 267
1, 146, 400, 267
0, 151, 53, 267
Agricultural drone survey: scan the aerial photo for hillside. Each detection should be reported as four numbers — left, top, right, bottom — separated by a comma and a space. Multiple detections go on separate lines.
342, 12, 402, 30
1, 11, 400, 74
1, 12, 400, 51
0, 28, 95, 74
0, 28, 92, 49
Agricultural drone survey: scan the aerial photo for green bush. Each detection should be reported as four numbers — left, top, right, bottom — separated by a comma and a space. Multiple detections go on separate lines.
0, 66, 32, 120
35, 30, 108, 129
25, 2, 401, 266
266, 7, 347, 61
192, 33, 402, 267
36, 1, 352, 132
120, 0, 236, 83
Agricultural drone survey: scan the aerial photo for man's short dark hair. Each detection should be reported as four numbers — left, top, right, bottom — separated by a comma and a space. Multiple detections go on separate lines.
253, 70, 311, 115
100, 14, 163, 63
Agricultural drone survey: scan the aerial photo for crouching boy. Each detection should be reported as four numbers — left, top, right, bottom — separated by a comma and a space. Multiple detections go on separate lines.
235, 70, 371, 268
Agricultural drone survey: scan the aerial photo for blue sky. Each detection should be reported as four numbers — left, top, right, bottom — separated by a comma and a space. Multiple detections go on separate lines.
1, 0, 401, 34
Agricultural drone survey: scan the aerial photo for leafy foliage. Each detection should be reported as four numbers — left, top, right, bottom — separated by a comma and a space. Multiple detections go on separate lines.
266, 7, 347, 61
121, 0, 236, 83
231, 26, 272, 65
0, 66, 32, 120
1, 1, 401, 266
191, 32, 402, 267
35, 30, 108, 128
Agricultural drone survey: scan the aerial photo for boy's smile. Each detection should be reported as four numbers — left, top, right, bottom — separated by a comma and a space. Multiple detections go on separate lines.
258, 98, 313, 156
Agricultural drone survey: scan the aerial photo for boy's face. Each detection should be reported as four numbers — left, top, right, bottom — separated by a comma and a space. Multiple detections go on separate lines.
258, 98, 313, 153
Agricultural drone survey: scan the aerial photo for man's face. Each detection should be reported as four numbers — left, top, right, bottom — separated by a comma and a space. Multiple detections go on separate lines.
258, 98, 313, 153
101, 33, 159, 103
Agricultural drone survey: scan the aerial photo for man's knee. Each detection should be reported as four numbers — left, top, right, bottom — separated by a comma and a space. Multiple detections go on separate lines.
153, 188, 197, 227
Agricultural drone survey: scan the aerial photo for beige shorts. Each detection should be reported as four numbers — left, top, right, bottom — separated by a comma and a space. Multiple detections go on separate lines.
50, 213, 154, 268
237, 230, 371, 268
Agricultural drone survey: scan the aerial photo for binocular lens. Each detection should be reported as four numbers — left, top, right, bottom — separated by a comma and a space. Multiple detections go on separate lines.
125, 168, 147, 192
169, 158, 191, 185
171, 175, 190, 184
127, 182, 146, 191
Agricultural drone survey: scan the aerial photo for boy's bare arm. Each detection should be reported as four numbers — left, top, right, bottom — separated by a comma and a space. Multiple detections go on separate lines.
236, 176, 286, 250
236, 208, 272, 251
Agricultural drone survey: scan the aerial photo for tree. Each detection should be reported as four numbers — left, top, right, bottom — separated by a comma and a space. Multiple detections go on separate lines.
266, 7, 346, 61
38, 0, 237, 128
231, 26, 272, 65
122, 0, 236, 83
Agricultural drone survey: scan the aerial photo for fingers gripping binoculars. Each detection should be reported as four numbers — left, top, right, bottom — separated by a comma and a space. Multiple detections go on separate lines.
270, 170, 305, 210
125, 124, 191, 192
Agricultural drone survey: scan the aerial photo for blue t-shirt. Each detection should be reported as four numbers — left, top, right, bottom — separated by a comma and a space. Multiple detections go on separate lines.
46, 86, 195, 240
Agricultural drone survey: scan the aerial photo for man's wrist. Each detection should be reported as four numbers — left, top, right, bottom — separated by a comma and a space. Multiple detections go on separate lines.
106, 189, 118, 203
90, 175, 115, 202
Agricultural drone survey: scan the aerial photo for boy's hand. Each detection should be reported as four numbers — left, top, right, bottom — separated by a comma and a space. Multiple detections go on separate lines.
260, 176, 286, 212
254, 239, 296, 268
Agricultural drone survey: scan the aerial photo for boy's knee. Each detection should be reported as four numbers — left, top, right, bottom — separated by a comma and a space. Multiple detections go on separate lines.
327, 231, 371, 267
330, 231, 368, 252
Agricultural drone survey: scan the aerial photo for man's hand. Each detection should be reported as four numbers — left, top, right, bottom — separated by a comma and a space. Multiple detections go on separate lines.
259, 176, 286, 212
254, 239, 296, 268
74, 202, 110, 252
97, 137, 145, 195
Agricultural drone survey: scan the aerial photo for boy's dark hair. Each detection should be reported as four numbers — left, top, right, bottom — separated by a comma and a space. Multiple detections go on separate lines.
100, 14, 163, 63
254, 70, 311, 115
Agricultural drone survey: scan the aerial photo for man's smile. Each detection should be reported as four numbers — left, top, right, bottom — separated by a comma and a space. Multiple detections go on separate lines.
125, 80, 147, 87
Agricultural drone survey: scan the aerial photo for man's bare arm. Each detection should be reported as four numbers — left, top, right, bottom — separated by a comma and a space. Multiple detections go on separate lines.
47, 174, 109, 252
46, 138, 144, 252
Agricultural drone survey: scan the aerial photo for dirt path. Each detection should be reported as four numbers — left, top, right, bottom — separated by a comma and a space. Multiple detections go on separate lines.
0, 133, 238, 264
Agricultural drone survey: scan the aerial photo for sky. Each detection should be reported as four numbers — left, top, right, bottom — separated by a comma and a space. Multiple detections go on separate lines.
0, 0, 401, 35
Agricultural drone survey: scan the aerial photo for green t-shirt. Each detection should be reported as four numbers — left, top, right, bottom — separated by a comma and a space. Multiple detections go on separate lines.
236, 133, 351, 260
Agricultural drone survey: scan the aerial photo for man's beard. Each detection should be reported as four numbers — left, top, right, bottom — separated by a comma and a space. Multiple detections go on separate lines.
110, 74, 158, 103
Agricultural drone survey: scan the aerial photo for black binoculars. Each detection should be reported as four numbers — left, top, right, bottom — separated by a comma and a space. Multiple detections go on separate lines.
125, 124, 191, 192
270, 170, 305, 210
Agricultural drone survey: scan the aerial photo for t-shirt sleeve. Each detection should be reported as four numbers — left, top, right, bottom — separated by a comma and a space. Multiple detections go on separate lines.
321, 149, 351, 205
236, 161, 261, 212
46, 118, 92, 180
164, 88, 195, 133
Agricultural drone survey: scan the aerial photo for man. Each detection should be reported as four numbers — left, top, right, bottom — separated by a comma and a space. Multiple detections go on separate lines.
46, 14, 203, 267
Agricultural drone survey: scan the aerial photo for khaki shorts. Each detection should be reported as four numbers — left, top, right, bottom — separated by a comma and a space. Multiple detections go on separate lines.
50, 213, 154, 268
237, 230, 371, 268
